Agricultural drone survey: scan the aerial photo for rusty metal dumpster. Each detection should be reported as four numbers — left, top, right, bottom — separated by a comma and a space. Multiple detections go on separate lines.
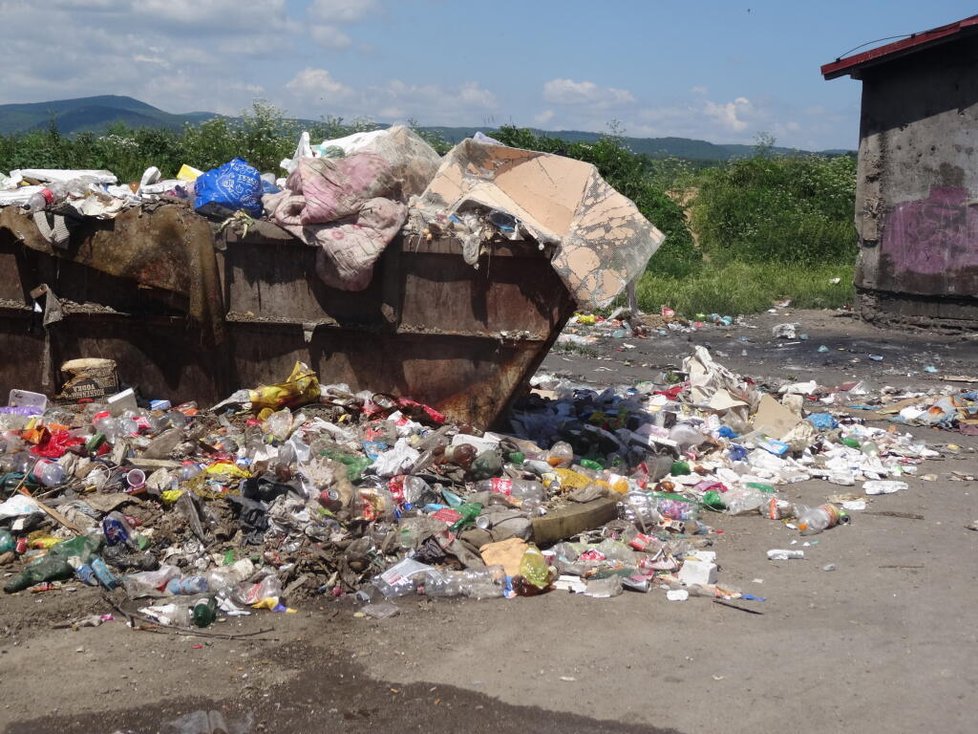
0, 205, 578, 427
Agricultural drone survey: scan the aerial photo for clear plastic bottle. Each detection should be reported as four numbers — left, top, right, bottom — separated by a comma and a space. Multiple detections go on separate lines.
22, 182, 67, 213
796, 503, 842, 535
545, 441, 574, 468
474, 477, 545, 503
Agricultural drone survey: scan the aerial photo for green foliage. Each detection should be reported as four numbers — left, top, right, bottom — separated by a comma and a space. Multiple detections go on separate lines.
691, 151, 857, 266
0, 102, 379, 181
635, 261, 854, 315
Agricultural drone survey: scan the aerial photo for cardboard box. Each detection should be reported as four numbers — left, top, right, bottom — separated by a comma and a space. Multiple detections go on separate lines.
58, 358, 120, 400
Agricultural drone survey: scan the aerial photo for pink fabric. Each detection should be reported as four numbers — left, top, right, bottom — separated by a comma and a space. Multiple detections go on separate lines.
291, 154, 396, 225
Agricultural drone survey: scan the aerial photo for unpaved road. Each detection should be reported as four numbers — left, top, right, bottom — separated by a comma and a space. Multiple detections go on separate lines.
2, 308, 978, 734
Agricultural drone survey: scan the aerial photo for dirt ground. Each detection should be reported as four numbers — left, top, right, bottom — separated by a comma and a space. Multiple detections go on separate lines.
2, 307, 978, 734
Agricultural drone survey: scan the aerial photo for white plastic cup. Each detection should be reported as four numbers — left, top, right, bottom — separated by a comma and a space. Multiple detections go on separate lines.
126, 468, 146, 493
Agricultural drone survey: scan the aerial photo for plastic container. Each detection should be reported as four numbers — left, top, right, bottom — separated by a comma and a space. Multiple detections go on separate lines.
3, 556, 74, 593
166, 575, 210, 595
796, 504, 843, 535
474, 477, 545, 503
125, 468, 146, 493
30, 459, 66, 488
545, 441, 574, 468
102, 511, 135, 546
191, 597, 217, 628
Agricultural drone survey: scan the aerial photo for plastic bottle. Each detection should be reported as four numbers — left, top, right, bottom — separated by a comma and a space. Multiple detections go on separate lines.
422, 568, 503, 600
4, 556, 74, 593
0, 531, 14, 554
402, 475, 436, 505
439, 443, 477, 470
102, 511, 135, 547
166, 575, 209, 595
122, 565, 181, 598
545, 441, 574, 468
49, 534, 101, 564
191, 597, 217, 628
450, 502, 483, 532
474, 477, 545, 503
796, 503, 843, 535
30, 459, 66, 488
722, 486, 770, 515
22, 182, 67, 213
90, 557, 120, 589
469, 450, 503, 480
72, 562, 98, 586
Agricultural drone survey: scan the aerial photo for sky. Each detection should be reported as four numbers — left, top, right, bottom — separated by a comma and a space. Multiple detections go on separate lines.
0, 1, 975, 150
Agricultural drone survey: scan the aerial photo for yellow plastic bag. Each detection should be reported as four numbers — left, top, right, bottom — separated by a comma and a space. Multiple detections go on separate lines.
249, 361, 320, 415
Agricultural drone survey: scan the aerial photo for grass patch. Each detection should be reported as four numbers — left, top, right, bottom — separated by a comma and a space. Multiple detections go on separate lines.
634, 260, 855, 316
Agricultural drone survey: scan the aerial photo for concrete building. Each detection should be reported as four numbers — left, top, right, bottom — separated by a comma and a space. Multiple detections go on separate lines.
823, 15, 978, 328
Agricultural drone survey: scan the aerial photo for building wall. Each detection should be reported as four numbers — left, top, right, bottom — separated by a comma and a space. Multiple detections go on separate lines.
854, 37, 978, 326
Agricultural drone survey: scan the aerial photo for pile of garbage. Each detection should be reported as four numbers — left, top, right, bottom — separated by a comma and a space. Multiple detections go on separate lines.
0, 345, 948, 627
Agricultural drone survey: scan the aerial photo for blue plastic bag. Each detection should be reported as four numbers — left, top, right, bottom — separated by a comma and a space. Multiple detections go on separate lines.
194, 158, 263, 217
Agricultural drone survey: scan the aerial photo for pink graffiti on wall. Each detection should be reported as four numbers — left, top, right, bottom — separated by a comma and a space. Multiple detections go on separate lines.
882, 186, 978, 275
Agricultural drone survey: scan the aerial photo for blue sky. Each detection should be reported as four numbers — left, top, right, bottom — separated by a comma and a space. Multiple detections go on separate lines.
0, 1, 975, 150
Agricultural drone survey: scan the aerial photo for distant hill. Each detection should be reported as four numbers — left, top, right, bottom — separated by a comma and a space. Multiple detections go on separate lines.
0, 95, 849, 161
424, 126, 816, 161
0, 95, 215, 135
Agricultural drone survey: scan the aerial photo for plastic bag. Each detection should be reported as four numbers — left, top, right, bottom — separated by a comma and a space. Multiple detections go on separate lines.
194, 158, 264, 217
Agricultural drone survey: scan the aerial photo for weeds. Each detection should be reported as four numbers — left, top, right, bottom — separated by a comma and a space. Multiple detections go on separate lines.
634, 261, 854, 316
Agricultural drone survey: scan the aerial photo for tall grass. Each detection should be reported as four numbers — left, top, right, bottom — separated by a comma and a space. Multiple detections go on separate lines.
635, 261, 854, 315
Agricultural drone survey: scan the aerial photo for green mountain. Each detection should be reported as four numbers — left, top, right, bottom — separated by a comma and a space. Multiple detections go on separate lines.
0, 95, 847, 161
0, 95, 215, 135
423, 126, 812, 160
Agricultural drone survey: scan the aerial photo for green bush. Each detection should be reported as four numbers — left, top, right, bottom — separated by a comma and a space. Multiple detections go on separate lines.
691, 153, 856, 266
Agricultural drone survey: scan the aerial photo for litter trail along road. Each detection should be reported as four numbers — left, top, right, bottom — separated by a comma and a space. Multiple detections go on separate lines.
3, 308, 978, 734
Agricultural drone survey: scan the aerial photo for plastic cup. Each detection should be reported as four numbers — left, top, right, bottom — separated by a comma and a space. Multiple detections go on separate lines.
126, 468, 146, 493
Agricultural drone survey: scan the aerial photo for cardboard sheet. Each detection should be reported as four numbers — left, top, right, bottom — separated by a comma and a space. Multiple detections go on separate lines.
409, 139, 665, 309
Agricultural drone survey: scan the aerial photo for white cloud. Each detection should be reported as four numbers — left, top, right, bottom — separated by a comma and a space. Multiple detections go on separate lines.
308, 0, 377, 23
458, 82, 497, 109
306, 0, 377, 49
542, 78, 635, 107
534, 109, 555, 125
286, 68, 353, 100
704, 96, 753, 132
690, 85, 708, 95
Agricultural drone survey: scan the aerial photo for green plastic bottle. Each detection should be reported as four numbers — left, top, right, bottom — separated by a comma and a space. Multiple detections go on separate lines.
450, 502, 483, 532
469, 451, 503, 480
4, 556, 74, 593
670, 461, 691, 476
49, 534, 101, 563
192, 597, 217, 628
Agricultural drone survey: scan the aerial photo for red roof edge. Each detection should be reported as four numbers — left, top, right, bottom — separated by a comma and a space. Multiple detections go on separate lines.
822, 15, 978, 79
